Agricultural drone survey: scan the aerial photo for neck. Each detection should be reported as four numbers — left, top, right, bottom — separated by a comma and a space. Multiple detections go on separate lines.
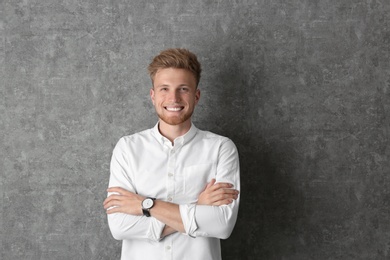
158, 120, 192, 144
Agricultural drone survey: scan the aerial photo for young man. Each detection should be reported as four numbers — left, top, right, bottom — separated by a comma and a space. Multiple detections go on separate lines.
103, 48, 240, 260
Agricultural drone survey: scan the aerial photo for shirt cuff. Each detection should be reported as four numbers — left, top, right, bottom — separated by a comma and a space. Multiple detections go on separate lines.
146, 217, 166, 241
179, 204, 198, 237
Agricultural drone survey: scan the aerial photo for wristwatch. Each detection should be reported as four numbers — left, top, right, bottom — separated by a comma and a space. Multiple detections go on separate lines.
141, 197, 156, 217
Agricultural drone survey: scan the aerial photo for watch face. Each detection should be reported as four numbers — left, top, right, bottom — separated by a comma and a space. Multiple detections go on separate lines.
142, 198, 153, 209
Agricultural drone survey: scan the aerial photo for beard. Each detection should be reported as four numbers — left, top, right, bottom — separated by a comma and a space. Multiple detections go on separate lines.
157, 109, 194, 126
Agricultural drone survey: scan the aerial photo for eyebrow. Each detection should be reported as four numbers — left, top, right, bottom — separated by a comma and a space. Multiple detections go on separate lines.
156, 84, 190, 88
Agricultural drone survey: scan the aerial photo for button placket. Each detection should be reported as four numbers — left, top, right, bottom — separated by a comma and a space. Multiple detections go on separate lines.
167, 148, 176, 203
164, 236, 173, 260
165, 147, 175, 260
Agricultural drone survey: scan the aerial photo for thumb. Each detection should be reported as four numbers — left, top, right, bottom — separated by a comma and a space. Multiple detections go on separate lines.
207, 178, 216, 188
202, 178, 216, 192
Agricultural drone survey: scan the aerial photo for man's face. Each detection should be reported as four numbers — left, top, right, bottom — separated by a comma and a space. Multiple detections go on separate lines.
150, 68, 200, 127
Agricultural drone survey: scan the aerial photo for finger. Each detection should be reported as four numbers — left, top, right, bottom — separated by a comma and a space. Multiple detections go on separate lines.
103, 196, 113, 206
208, 178, 216, 187
106, 206, 122, 214
209, 190, 239, 202
216, 192, 238, 201
104, 201, 118, 210
107, 187, 129, 194
103, 194, 129, 208
202, 179, 216, 192
103, 198, 122, 209
210, 182, 234, 191
214, 192, 239, 204
209, 188, 239, 199
103, 194, 122, 205
215, 188, 239, 194
212, 199, 234, 206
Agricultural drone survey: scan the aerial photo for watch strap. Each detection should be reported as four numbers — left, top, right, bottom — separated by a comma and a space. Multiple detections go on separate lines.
142, 208, 151, 217
142, 197, 156, 217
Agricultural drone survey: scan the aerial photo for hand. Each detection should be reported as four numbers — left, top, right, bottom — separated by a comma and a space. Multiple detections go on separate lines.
197, 179, 239, 206
103, 187, 145, 215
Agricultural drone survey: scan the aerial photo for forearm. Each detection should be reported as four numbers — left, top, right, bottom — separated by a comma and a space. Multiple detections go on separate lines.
105, 187, 168, 241
161, 225, 177, 238
107, 212, 165, 241
149, 200, 185, 234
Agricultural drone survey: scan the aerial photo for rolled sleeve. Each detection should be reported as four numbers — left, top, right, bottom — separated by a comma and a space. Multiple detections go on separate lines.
179, 200, 239, 239
179, 204, 198, 237
147, 218, 166, 241
195, 201, 239, 239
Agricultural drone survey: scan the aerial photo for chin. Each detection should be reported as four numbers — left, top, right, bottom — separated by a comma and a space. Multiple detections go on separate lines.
161, 118, 185, 125
159, 114, 192, 126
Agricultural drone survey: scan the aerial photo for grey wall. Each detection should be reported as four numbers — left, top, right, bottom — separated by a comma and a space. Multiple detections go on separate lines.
2, 0, 390, 259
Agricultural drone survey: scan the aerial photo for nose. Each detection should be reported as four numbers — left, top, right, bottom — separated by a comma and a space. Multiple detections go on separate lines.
168, 90, 180, 102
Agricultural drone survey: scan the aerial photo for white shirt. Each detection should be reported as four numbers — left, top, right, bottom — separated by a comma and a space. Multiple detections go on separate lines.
107, 123, 240, 260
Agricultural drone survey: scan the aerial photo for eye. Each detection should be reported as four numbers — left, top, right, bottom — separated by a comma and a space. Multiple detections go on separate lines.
180, 87, 189, 92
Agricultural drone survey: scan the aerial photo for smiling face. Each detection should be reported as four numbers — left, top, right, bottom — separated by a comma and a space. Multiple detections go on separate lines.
150, 68, 200, 129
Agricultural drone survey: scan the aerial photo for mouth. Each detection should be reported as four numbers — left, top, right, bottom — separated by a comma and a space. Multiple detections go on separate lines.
164, 106, 184, 112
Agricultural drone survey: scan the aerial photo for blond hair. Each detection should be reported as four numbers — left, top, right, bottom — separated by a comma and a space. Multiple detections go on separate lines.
148, 48, 202, 86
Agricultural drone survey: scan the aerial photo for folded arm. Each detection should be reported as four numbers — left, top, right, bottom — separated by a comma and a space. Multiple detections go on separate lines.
104, 179, 239, 238
105, 137, 240, 241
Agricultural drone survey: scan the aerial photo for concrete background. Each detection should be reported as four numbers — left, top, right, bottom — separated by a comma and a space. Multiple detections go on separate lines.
1, 0, 390, 259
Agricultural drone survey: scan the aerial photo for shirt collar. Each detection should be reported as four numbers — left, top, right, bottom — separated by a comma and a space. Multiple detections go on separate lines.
152, 122, 198, 148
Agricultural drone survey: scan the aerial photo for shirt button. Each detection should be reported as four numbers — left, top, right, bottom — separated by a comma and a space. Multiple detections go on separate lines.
168, 173, 173, 177
166, 246, 171, 250
168, 197, 173, 202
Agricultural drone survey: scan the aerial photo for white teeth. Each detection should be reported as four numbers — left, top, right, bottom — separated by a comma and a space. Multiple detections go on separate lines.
166, 107, 183, 112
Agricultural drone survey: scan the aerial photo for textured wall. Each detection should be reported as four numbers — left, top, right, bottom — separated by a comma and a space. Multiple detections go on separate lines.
2, 0, 390, 259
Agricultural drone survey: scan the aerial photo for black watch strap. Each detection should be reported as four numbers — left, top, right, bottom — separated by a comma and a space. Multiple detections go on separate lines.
142, 208, 151, 217
142, 198, 156, 217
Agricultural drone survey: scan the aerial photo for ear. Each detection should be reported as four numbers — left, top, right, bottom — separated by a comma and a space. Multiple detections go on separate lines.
195, 88, 200, 105
150, 88, 155, 105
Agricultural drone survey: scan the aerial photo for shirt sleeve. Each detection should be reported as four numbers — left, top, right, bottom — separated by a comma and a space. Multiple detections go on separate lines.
107, 137, 165, 242
179, 138, 240, 239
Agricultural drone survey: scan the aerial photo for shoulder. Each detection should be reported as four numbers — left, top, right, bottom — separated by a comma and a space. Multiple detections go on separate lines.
195, 129, 237, 148
196, 129, 227, 140
115, 128, 154, 149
